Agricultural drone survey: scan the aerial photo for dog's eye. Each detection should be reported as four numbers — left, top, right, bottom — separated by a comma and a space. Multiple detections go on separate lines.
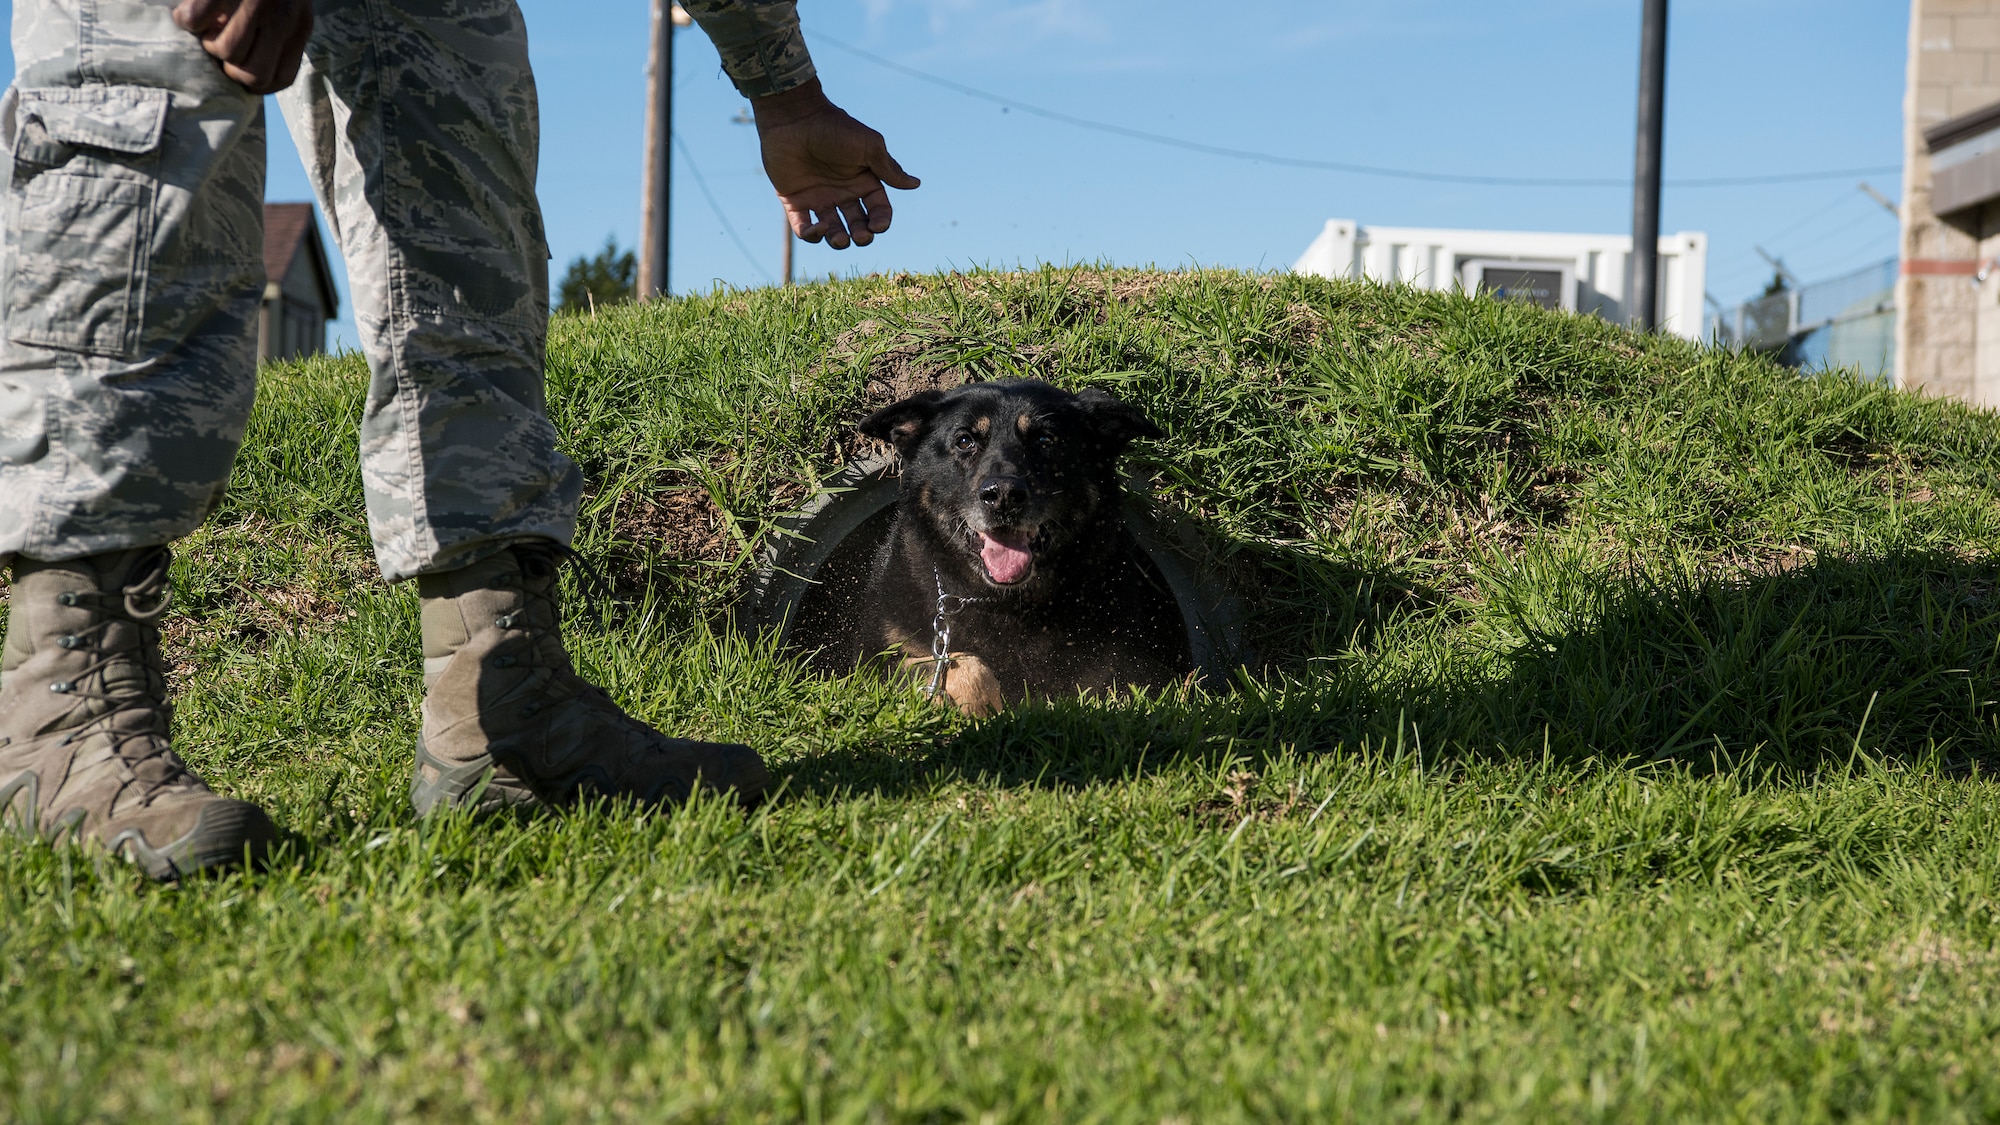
953, 432, 977, 452
1035, 433, 1057, 448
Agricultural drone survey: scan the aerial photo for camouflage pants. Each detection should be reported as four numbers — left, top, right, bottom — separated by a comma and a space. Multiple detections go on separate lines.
0, 0, 580, 583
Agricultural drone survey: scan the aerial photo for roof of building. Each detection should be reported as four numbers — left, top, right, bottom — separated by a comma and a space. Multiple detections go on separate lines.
1925, 99, 2000, 153
263, 202, 339, 317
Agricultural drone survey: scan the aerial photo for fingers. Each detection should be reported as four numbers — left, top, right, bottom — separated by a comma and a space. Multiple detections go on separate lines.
822, 140, 916, 244
786, 198, 834, 245
171, 0, 234, 33
269, 8, 313, 92
783, 188, 856, 247
860, 185, 895, 234
760, 104, 919, 249
778, 148, 918, 249
246, 1, 314, 94
204, 0, 264, 68
786, 195, 872, 249
802, 203, 853, 248
871, 143, 921, 192
835, 197, 870, 248
231, 20, 291, 92
177, 0, 313, 94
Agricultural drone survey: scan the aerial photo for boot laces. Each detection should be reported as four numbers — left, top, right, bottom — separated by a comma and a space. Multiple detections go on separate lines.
512, 542, 614, 604
49, 550, 194, 801
502, 543, 621, 713
477, 543, 691, 769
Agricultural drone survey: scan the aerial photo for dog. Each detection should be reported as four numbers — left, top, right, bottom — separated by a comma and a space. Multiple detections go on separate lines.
837, 378, 1192, 715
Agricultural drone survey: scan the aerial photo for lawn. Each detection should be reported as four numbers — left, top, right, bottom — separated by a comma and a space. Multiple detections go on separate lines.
6, 267, 2000, 1122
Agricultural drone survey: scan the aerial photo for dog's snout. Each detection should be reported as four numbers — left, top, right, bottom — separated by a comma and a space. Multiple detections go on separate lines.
979, 475, 1030, 511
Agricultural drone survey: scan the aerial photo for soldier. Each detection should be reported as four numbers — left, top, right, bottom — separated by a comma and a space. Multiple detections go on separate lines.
0, 0, 918, 879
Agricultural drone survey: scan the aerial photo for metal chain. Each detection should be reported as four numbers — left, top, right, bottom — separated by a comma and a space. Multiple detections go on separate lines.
922, 567, 988, 699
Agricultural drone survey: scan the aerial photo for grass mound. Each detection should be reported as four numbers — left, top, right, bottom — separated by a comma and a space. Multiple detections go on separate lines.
7, 267, 2000, 1120
547, 265, 1998, 770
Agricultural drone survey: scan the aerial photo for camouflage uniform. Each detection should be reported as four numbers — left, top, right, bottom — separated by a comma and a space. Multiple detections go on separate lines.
0, 0, 267, 567
0, 0, 814, 583
680, 0, 815, 99
274, 0, 578, 581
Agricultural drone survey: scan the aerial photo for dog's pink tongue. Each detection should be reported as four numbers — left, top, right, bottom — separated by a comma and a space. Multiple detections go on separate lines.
979, 530, 1034, 584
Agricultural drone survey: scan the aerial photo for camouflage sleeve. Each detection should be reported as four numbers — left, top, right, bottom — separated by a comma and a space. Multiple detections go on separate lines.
679, 0, 817, 100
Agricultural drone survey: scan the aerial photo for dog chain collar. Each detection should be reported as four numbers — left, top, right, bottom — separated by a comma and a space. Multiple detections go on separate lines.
922, 567, 989, 700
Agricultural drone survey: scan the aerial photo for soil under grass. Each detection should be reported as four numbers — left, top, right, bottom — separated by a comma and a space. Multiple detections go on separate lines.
7, 267, 2000, 1121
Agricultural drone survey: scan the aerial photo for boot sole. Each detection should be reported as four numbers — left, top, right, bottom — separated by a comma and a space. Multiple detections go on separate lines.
410, 735, 545, 818
410, 736, 769, 816
682, 741, 772, 807
110, 799, 277, 881
2, 770, 274, 881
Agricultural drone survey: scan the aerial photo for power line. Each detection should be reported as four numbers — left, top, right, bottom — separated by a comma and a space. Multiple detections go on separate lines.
1711, 187, 1867, 269
1707, 194, 1878, 293
815, 33, 1899, 190
673, 132, 778, 287
1785, 226, 1901, 281
1712, 220, 1900, 301
1783, 209, 1899, 264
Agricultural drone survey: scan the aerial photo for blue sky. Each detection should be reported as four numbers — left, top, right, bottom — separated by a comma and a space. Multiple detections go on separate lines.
2, 1, 1907, 351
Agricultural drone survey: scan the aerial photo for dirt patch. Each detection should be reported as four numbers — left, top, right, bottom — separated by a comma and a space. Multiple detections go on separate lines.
1104, 272, 1184, 306
862, 340, 975, 413
815, 318, 984, 463
856, 271, 940, 306
1276, 302, 1332, 351
156, 579, 358, 688
1728, 546, 1818, 580
1523, 464, 1587, 522
824, 317, 978, 412
235, 586, 353, 633
817, 271, 1237, 465
603, 470, 742, 575
594, 463, 824, 597
856, 269, 1188, 311
1187, 770, 1309, 825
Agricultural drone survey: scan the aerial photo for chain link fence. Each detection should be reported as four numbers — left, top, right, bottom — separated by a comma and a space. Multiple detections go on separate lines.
1709, 257, 1896, 382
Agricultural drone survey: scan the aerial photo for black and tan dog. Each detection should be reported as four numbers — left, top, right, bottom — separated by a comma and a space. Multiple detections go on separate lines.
840, 378, 1192, 715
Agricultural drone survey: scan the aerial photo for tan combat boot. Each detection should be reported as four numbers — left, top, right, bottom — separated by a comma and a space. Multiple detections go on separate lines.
411, 541, 769, 815
0, 547, 274, 879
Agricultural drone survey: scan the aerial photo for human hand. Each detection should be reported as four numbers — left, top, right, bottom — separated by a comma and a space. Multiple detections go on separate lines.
753, 78, 920, 249
171, 0, 314, 95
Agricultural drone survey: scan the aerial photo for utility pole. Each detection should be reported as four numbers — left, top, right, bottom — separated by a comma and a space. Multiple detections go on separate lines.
638, 2, 690, 301
1629, 0, 1668, 332
1858, 181, 1900, 218
1752, 246, 1799, 289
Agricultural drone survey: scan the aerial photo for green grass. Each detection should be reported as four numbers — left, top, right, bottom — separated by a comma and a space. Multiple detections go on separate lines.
8, 266, 2000, 1122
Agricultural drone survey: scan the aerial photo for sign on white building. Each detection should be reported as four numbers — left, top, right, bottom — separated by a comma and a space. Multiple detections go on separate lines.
1292, 220, 1709, 340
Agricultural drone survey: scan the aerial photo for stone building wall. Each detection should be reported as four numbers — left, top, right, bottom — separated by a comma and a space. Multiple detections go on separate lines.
1899, 0, 2000, 405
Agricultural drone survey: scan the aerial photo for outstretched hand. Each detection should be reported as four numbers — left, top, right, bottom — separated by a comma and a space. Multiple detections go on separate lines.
171, 0, 314, 95
753, 79, 920, 250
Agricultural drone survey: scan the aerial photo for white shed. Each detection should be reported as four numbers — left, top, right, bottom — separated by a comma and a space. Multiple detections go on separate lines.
1293, 220, 1709, 340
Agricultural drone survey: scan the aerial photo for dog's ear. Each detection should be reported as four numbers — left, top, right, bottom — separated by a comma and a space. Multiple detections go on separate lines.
858, 390, 950, 456
1075, 387, 1164, 450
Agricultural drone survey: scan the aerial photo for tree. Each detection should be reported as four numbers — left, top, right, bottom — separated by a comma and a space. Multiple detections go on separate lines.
557, 235, 636, 311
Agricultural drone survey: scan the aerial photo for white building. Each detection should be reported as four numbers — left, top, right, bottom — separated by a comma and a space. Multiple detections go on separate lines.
1292, 220, 1709, 340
